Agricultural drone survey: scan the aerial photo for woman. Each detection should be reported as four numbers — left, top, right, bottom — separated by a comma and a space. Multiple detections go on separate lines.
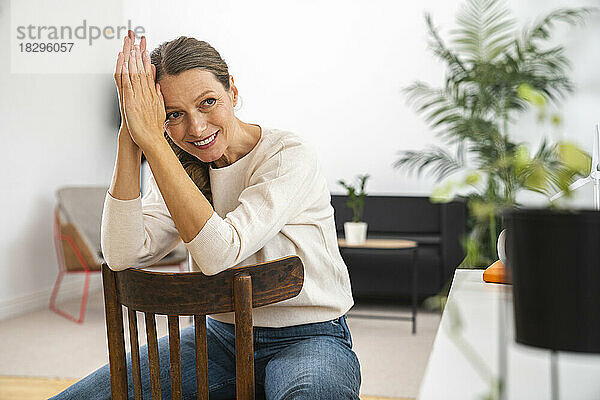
52, 30, 361, 399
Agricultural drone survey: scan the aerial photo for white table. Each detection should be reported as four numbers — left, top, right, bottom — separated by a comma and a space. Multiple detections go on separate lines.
418, 270, 600, 400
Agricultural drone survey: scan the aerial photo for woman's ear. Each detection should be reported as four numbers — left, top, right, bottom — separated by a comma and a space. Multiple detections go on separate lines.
229, 76, 239, 106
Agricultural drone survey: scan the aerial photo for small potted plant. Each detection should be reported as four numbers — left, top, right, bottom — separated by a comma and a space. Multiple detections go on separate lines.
337, 174, 370, 245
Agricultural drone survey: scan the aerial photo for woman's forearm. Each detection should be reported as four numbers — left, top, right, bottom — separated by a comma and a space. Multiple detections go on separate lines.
143, 137, 214, 243
103, 129, 146, 269
108, 128, 143, 200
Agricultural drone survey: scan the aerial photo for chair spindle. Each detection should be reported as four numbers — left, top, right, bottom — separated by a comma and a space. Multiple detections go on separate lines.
128, 308, 143, 400
102, 266, 128, 400
145, 313, 162, 400
168, 315, 183, 400
234, 274, 255, 400
194, 315, 209, 400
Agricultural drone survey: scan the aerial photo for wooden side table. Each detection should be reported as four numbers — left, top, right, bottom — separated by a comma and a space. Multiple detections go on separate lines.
337, 238, 419, 334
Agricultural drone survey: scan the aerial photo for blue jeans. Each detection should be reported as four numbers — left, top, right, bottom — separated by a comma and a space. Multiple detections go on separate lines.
50, 315, 361, 399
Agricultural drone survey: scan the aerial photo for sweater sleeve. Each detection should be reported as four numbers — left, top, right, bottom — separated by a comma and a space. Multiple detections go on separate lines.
184, 138, 318, 275
100, 173, 182, 271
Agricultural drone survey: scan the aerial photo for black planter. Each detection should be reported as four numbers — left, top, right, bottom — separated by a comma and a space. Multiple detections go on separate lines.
503, 208, 600, 353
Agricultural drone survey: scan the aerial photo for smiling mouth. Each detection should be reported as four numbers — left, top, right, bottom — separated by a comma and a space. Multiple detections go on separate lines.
190, 130, 218, 148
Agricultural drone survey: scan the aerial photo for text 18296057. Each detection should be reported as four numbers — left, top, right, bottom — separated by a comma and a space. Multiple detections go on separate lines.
19, 42, 75, 52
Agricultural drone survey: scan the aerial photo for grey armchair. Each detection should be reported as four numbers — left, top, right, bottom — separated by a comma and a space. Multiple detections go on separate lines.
50, 186, 188, 323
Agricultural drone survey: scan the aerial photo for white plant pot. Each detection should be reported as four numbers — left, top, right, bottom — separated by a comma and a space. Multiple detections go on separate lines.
344, 222, 367, 245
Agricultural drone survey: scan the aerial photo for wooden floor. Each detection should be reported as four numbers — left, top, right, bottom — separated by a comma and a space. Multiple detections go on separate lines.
0, 376, 77, 400
0, 376, 413, 400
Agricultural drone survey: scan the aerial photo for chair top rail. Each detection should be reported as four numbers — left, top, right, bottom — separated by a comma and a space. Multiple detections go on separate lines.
105, 255, 304, 315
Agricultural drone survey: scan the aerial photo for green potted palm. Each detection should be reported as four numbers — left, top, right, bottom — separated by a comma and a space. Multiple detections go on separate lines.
392, 2, 598, 396
393, 0, 594, 270
394, 0, 600, 369
338, 174, 370, 244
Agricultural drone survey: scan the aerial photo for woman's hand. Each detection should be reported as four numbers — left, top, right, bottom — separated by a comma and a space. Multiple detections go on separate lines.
114, 31, 153, 142
118, 35, 165, 151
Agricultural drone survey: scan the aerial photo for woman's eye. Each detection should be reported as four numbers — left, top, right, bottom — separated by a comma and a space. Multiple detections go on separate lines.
167, 111, 181, 120
202, 98, 216, 107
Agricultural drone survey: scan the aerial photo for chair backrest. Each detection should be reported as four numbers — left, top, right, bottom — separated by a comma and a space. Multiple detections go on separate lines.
102, 255, 304, 400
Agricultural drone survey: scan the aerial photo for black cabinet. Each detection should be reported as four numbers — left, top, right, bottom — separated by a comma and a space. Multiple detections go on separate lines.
331, 195, 466, 301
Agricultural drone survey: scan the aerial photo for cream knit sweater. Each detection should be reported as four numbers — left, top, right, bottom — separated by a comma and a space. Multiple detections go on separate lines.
101, 126, 354, 327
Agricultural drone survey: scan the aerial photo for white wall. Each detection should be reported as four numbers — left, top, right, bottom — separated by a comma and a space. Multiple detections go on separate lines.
128, 0, 463, 195
0, 0, 122, 316
1, 0, 599, 318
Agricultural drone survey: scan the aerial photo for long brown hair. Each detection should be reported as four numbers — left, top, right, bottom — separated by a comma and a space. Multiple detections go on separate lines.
150, 37, 232, 205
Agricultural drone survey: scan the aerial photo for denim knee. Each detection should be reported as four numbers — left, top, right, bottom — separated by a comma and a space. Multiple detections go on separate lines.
48, 362, 112, 400
273, 372, 360, 400
264, 336, 361, 400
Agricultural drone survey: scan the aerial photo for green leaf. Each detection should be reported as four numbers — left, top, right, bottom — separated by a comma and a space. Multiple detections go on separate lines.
558, 141, 591, 176
338, 174, 370, 222
513, 144, 530, 173
470, 199, 496, 221
452, 0, 516, 63
517, 83, 546, 106
431, 181, 455, 203
464, 172, 481, 185
393, 146, 463, 181
523, 163, 548, 191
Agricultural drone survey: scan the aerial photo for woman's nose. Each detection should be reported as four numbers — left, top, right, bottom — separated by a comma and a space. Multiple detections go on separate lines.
188, 111, 208, 136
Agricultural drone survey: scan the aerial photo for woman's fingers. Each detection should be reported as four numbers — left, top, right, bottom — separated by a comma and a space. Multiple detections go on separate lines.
133, 45, 151, 97
114, 52, 127, 124
156, 82, 164, 104
151, 63, 157, 82
156, 82, 166, 124
122, 58, 134, 108
142, 49, 155, 95
140, 35, 153, 81
123, 35, 131, 65
128, 46, 144, 96
123, 30, 137, 67
114, 51, 123, 85
114, 52, 124, 96
131, 42, 153, 98
128, 29, 135, 46
118, 33, 134, 115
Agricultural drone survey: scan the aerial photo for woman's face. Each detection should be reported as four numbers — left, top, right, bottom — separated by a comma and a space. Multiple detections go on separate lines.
159, 69, 236, 164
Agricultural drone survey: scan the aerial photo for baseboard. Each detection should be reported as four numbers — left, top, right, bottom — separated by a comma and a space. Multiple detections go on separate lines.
0, 273, 103, 321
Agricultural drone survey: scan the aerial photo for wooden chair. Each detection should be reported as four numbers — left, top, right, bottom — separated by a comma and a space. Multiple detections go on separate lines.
102, 255, 304, 400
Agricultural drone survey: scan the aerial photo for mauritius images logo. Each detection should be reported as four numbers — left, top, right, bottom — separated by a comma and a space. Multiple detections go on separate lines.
15, 19, 145, 46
